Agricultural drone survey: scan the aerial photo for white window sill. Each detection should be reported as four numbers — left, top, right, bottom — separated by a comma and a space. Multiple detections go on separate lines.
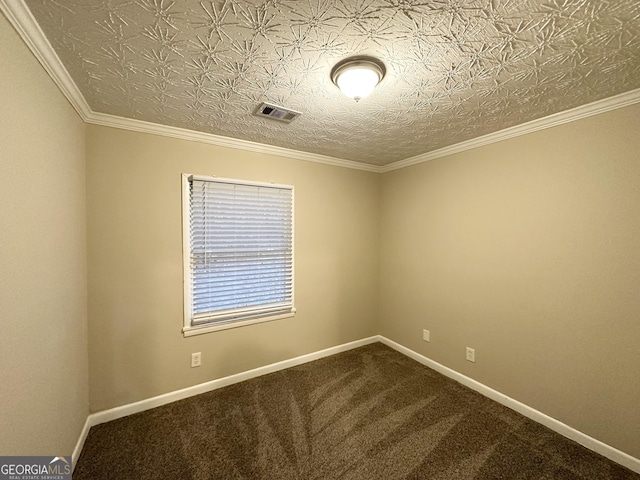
183, 311, 296, 337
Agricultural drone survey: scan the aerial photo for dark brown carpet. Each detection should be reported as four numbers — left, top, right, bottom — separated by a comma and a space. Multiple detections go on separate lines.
74, 343, 639, 479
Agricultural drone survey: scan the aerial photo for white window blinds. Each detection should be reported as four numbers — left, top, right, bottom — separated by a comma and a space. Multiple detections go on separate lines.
186, 176, 294, 328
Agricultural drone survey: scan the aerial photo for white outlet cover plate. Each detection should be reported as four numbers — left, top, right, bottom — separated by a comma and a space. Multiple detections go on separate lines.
191, 352, 201, 367
466, 347, 476, 363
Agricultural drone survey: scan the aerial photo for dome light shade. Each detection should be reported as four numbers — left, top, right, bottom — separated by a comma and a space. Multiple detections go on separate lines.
331, 57, 386, 102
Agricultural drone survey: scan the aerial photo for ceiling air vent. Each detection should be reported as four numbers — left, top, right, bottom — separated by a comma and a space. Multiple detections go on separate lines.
254, 103, 301, 123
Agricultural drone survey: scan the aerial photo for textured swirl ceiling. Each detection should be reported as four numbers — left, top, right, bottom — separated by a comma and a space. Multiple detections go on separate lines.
22, 0, 640, 166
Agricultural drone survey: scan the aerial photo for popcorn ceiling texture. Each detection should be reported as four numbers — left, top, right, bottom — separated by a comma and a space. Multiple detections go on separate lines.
24, 0, 640, 165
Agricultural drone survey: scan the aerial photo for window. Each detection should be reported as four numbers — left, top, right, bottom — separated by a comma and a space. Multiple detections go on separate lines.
182, 174, 294, 336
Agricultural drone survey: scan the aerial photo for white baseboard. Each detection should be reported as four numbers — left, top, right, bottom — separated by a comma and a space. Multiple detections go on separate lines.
377, 336, 640, 475
72, 334, 640, 475
72, 415, 92, 470
73, 335, 379, 464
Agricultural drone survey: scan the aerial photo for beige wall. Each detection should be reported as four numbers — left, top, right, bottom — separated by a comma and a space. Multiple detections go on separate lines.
379, 103, 640, 458
4, 3, 640, 461
0, 13, 88, 456
85, 125, 379, 412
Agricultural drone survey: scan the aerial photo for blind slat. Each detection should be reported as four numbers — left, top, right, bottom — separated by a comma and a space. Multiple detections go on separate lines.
188, 177, 294, 324
193, 278, 293, 292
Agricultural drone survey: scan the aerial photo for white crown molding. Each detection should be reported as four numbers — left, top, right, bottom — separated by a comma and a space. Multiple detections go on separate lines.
1, 0, 378, 173
4, 0, 640, 174
85, 111, 382, 173
0, 0, 92, 120
380, 88, 640, 173
87, 86, 640, 173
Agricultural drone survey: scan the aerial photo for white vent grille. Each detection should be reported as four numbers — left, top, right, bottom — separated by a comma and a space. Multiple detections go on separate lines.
254, 103, 301, 123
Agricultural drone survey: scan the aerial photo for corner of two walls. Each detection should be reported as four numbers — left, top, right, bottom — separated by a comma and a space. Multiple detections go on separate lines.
5, 0, 639, 461
378, 103, 640, 459
0, 12, 89, 457
85, 104, 640, 460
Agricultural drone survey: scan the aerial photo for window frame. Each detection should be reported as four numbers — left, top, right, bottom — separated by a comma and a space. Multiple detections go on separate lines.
181, 173, 295, 337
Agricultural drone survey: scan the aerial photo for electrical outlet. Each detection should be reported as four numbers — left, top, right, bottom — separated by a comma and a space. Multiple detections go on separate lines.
191, 352, 202, 368
465, 347, 475, 363
423, 329, 430, 342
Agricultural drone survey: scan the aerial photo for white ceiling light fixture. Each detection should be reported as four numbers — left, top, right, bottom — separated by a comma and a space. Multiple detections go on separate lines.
331, 56, 386, 102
